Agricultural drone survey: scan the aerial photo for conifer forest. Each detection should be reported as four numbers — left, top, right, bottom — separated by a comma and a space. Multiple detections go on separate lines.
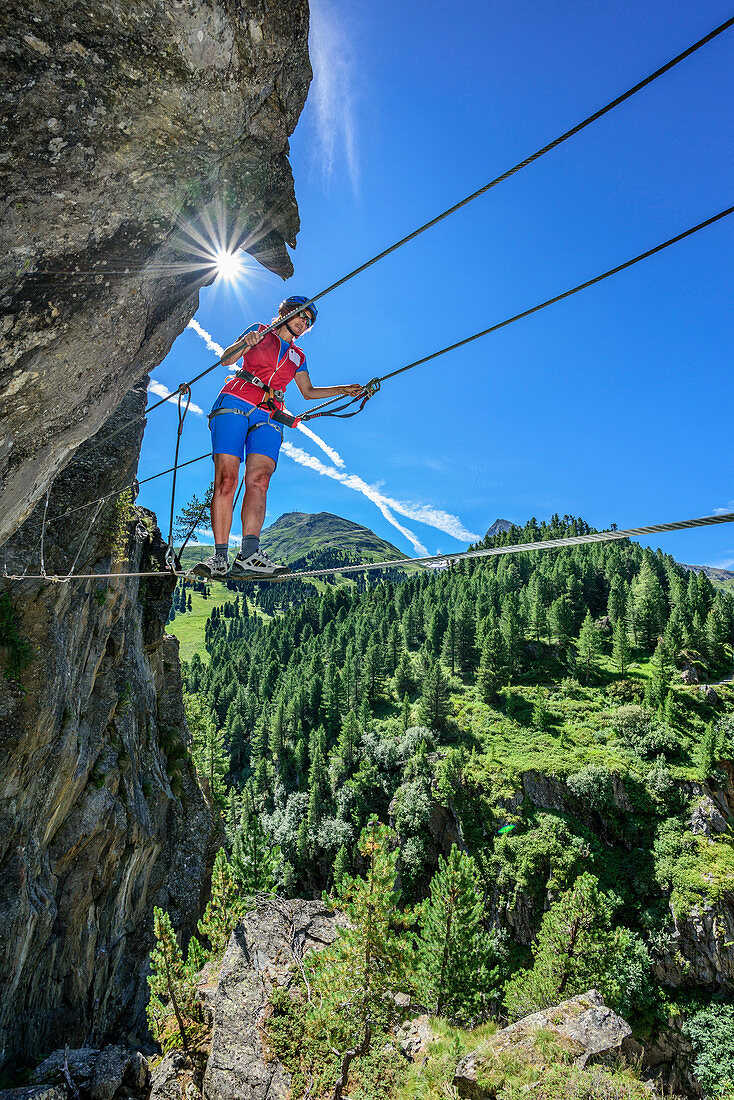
146, 515, 734, 1098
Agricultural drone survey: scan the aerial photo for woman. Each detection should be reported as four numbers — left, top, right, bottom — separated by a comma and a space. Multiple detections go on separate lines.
194, 296, 364, 579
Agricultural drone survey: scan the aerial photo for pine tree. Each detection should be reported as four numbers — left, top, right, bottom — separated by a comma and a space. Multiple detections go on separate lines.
394, 652, 415, 699
308, 819, 413, 1067
418, 658, 451, 730
549, 595, 574, 649
416, 846, 495, 1022
607, 576, 627, 626
477, 627, 508, 703
612, 620, 630, 675
503, 873, 646, 1022
198, 848, 245, 955
455, 603, 478, 677
577, 612, 601, 684
332, 844, 351, 885
147, 907, 194, 1051
500, 594, 524, 677
631, 558, 668, 649
185, 692, 229, 806
333, 710, 359, 783
231, 813, 281, 894
401, 693, 411, 731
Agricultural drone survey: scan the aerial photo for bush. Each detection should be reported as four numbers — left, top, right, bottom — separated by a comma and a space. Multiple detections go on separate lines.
566, 765, 615, 812
686, 1003, 734, 1097
612, 705, 679, 759
605, 679, 645, 704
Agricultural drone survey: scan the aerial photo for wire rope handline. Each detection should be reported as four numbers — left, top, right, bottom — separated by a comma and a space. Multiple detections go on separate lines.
165, 386, 192, 570
4, 511, 734, 583
370, 204, 734, 389
80, 14, 734, 446
29, 199, 734, 539
275, 511, 734, 579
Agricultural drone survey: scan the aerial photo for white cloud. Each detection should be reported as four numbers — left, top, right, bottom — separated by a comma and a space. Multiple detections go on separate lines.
308, 0, 360, 194
187, 318, 225, 358
708, 557, 734, 570
713, 501, 734, 516
147, 380, 205, 417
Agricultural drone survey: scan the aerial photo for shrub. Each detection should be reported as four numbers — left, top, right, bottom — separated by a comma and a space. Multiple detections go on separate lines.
566, 765, 616, 812
605, 679, 645, 704
612, 705, 679, 759
686, 1003, 734, 1098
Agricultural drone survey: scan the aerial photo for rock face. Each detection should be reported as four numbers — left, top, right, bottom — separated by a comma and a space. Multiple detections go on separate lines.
0, 0, 310, 1075
0, 0, 311, 542
454, 990, 632, 1099
0, 389, 216, 1071
203, 899, 341, 1100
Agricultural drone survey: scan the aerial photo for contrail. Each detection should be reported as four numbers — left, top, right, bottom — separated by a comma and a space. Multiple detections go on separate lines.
297, 422, 346, 467
281, 442, 428, 554
187, 318, 225, 358
147, 380, 205, 417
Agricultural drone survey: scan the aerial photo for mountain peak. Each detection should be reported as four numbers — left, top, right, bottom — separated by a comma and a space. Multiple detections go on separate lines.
260, 511, 408, 566
485, 518, 514, 539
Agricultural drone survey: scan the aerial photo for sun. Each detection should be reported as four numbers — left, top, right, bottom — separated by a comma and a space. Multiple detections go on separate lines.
214, 249, 245, 283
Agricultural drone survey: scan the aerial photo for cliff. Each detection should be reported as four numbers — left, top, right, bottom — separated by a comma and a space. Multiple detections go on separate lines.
1, 0, 310, 541
0, 0, 311, 1073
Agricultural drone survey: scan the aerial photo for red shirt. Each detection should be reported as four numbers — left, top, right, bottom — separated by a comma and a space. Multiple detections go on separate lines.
219, 324, 307, 412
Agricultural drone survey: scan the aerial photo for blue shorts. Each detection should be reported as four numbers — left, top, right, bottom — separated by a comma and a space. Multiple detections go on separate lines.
209, 394, 283, 465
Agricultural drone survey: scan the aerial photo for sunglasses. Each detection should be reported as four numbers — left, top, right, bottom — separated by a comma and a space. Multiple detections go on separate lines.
296, 309, 314, 326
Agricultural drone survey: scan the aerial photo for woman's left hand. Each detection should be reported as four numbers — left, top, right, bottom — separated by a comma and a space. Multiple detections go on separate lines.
342, 383, 364, 396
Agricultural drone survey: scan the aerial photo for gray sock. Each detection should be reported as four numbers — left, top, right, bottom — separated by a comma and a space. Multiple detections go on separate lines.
215, 543, 228, 559
241, 535, 259, 558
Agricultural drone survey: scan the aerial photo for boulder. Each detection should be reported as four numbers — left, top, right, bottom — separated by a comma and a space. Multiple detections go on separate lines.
149, 1052, 198, 1100
699, 686, 719, 705
395, 1015, 436, 1060
681, 665, 699, 685
454, 990, 632, 1099
29, 1045, 148, 1100
203, 898, 341, 1100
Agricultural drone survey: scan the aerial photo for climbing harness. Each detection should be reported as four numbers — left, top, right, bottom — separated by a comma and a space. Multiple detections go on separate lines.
4, 510, 734, 583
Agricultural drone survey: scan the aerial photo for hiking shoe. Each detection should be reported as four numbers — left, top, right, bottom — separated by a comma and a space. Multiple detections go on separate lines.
230, 548, 289, 578
191, 554, 229, 579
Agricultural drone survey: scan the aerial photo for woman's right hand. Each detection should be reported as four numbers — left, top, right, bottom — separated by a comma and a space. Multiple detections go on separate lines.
241, 330, 263, 348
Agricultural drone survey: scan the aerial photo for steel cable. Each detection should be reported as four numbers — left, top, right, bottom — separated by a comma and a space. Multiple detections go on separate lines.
4, 510, 734, 582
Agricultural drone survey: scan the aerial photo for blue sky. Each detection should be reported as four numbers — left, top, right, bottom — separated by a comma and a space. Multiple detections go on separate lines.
139, 0, 734, 568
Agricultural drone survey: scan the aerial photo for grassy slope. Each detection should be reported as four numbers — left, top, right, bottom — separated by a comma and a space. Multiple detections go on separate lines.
260, 511, 409, 564
167, 586, 231, 663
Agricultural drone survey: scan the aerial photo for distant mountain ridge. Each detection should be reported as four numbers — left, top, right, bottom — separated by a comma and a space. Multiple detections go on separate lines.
681, 562, 734, 590
261, 511, 408, 567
